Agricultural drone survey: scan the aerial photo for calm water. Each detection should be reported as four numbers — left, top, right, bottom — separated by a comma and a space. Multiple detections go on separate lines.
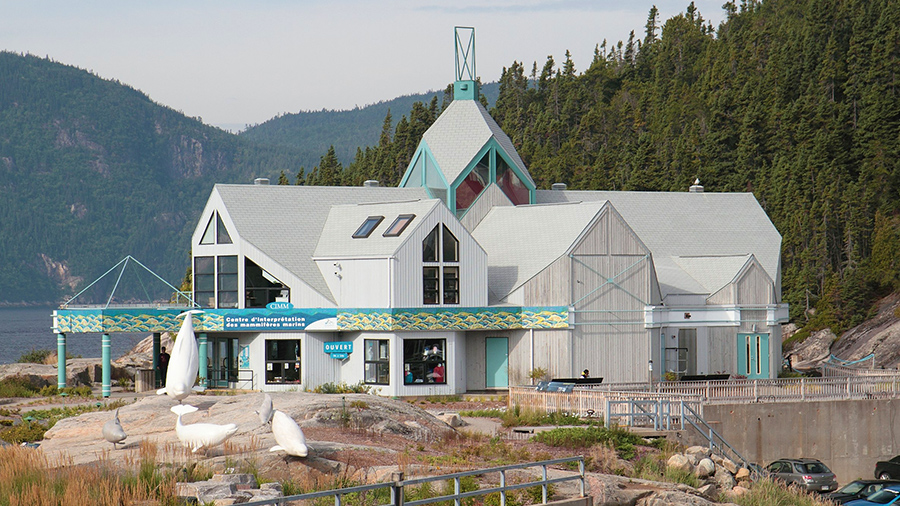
0, 307, 145, 365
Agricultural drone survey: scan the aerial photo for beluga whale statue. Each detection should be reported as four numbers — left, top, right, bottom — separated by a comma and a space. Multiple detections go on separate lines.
158, 310, 205, 402
269, 410, 308, 457
101, 408, 127, 449
171, 404, 238, 453
256, 393, 274, 425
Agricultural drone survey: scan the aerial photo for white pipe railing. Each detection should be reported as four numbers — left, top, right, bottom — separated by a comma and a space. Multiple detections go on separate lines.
508, 373, 900, 416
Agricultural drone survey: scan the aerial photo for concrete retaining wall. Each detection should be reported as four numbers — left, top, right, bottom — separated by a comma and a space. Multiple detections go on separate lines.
683, 399, 900, 485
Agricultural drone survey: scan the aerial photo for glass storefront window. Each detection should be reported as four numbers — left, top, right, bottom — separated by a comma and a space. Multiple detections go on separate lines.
403, 339, 446, 385
265, 339, 301, 384
364, 339, 390, 385
217, 256, 238, 309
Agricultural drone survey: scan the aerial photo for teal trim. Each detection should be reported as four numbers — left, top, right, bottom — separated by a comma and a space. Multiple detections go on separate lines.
199, 333, 208, 388
454, 80, 479, 101
102, 333, 111, 397
53, 305, 569, 333
494, 144, 537, 203
57, 333, 66, 389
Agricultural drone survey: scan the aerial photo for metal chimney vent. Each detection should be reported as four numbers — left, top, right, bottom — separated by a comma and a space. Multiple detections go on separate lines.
253, 178, 270, 185
689, 178, 704, 193
364, 180, 380, 188
551, 183, 568, 191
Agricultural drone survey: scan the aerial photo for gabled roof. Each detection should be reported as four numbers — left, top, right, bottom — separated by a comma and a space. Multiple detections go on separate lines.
471, 201, 606, 301
214, 185, 429, 303
314, 199, 441, 258
536, 190, 782, 297
672, 254, 757, 295
422, 100, 533, 187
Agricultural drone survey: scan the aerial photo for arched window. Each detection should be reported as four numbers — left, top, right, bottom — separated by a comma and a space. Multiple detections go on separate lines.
422, 224, 459, 305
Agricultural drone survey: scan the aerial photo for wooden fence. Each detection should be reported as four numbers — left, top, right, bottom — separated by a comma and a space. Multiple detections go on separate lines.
508, 373, 900, 417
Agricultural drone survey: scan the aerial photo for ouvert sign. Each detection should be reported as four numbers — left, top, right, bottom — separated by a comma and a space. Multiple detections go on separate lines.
324, 341, 353, 359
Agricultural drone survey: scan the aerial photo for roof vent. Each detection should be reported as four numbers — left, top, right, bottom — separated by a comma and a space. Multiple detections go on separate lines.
689, 178, 704, 193
253, 178, 270, 185
363, 180, 380, 188
551, 183, 568, 191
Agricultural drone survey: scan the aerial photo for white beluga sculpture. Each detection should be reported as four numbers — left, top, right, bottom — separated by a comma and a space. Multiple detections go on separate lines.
256, 393, 274, 425
269, 410, 308, 457
158, 310, 205, 402
171, 405, 238, 453
101, 408, 127, 449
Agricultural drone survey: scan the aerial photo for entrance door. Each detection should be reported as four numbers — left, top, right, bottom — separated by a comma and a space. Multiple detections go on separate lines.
485, 337, 509, 388
208, 337, 238, 387
737, 333, 769, 379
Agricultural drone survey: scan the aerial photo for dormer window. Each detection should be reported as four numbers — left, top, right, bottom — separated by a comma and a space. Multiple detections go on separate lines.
423, 224, 459, 305
383, 214, 415, 237
352, 216, 384, 238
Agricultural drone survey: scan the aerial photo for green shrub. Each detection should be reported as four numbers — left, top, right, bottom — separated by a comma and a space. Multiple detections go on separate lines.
17, 348, 52, 364
0, 420, 48, 444
531, 424, 643, 459
310, 382, 372, 394
39, 385, 58, 397
663, 466, 701, 488
0, 376, 39, 398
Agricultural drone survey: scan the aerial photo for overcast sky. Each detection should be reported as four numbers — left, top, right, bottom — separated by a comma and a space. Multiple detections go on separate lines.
4, 1, 726, 131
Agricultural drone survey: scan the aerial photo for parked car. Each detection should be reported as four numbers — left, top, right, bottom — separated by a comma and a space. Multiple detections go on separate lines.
876, 456, 900, 480
846, 484, 900, 505
830, 480, 900, 504
765, 458, 838, 492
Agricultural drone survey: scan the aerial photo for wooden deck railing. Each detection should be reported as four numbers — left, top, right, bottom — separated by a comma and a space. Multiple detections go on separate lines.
508, 373, 900, 416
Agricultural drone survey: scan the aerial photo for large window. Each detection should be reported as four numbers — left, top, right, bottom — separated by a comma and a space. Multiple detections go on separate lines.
423, 225, 459, 305
194, 256, 215, 308
364, 339, 390, 385
403, 339, 446, 385
217, 256, 238, 308
245, 258, 289, 308
266, 339, 301, 384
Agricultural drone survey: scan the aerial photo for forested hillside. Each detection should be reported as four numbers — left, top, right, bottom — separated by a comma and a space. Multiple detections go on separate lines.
239, 83, 499, 164
0, 52, 315, 304
292, 0, 900, 333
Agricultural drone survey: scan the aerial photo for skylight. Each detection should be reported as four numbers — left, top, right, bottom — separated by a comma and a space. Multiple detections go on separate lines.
353, 216, 384, 238
383, 214, 416, 237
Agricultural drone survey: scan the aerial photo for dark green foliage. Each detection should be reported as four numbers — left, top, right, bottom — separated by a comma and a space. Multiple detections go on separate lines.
17, 349, 51, 364
0, 376, 39, 398
0, 51, 312, 304
309, 381, 372, 394
531, 424, 643, 459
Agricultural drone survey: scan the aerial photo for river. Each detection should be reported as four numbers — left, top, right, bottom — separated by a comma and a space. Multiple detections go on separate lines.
0, 306, 145, 365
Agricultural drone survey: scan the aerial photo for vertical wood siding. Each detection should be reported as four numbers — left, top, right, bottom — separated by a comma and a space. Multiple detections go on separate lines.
394, 205, 488, 308
460, 184, 513, 232
707, 327, 736, 374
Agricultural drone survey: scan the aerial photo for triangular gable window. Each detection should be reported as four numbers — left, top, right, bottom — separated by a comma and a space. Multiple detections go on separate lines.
216, 213, 233, 244
201, 215, 216, 244
200, 212, 233, 245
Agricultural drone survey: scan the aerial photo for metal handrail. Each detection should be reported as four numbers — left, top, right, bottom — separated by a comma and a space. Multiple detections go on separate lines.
679, 401, 760, 478
237, 456, 586, 506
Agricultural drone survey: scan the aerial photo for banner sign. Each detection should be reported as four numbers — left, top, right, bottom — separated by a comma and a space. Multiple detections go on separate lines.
222, 309, 336, 331
324, 341, 353, 359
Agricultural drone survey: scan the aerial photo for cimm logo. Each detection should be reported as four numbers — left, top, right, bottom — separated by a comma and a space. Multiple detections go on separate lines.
266, 302, 294, 310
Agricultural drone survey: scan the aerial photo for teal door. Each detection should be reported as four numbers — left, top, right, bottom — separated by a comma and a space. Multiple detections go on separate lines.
737, 333, 769, 379
485, 337, 509, 388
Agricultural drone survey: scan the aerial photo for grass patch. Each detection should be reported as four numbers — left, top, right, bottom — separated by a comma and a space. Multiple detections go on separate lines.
531, 424, 642, 459
0, 376, 40, 398
729, 477, 835, 505
500, 406, 584, 427
458, 408, 505, 418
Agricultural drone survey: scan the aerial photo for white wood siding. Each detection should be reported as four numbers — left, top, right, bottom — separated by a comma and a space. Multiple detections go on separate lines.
707, 327, 736, 374
304, 332, 341, 388
393, 205, 488, 308
315, 258, 391, 308
736, 263, 775, 305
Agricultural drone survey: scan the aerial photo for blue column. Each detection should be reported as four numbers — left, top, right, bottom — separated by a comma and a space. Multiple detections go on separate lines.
152, 332, 161, 387
198, 332, 208, 389
102, 333, 111, 397
57, 333, 66, 389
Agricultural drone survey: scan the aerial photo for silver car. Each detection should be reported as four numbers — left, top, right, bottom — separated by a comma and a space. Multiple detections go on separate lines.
766, 458, 838, 492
